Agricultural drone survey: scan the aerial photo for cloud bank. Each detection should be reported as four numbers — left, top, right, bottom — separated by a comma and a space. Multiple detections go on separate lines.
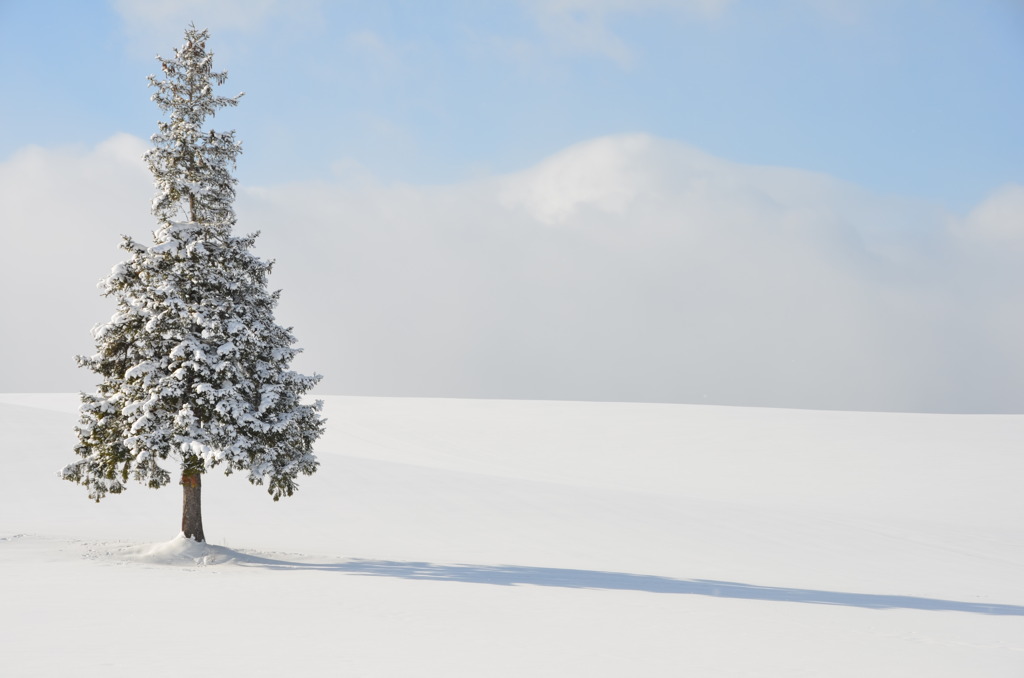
2, 133, 1021, 412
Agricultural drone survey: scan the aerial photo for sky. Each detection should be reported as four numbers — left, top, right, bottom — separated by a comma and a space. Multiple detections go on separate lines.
1, 0, 1023, 413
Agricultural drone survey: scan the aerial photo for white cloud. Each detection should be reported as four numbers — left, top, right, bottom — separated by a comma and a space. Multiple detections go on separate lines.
962, 184, 1024, 243
110, 0, 324, 55
113, 0, 288, 32
3, 133, 1021, 412
499, 134, 659, 223
798, 0, 866, 24
521, 0, 731, 63
0, 135, 153, 392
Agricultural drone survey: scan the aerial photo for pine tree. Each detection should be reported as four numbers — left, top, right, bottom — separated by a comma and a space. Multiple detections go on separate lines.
61, 26, 325, 542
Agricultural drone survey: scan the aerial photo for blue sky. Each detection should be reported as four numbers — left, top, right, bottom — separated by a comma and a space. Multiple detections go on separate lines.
2, 0, 1024, 412
3, 1, 1022, 210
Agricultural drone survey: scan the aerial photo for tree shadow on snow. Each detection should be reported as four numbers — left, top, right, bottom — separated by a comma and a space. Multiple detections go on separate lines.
229, 552, 1024, 616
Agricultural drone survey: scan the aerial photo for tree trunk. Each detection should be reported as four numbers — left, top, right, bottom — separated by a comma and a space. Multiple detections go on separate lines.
181, 472, 206, 542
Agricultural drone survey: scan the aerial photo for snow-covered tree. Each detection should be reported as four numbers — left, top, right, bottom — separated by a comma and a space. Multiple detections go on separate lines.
61, 26, 325, 542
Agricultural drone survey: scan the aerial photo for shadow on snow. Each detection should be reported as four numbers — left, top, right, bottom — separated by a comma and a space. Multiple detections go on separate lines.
227, 551, 1024, 616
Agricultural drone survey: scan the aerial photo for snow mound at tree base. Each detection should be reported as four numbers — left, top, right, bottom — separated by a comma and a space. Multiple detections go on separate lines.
119, 533, 243, 566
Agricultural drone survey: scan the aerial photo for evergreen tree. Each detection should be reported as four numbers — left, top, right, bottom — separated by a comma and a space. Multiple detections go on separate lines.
61, 26, 324, 542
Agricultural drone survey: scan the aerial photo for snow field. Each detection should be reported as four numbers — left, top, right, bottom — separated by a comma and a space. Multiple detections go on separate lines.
1, 394, 1022, 676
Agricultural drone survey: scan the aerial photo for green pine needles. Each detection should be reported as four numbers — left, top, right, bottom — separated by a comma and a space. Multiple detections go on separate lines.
62, 27, 325, 517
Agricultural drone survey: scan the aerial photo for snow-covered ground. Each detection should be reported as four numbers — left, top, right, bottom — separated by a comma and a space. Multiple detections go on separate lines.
2, 393, 1022, 676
